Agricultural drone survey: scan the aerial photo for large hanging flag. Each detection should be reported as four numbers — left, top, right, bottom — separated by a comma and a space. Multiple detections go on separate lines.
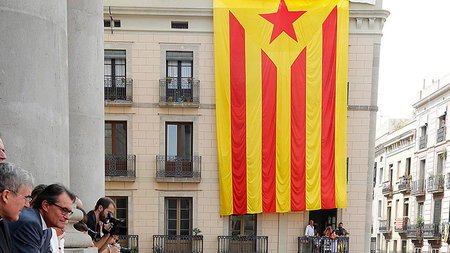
214, 0, 348, 215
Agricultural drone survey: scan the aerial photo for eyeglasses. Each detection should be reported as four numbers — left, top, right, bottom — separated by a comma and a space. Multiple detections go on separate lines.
50, 202, 73, 216
9, 190, 32, 204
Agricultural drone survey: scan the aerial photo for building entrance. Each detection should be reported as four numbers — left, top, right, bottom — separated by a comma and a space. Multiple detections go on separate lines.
309, 209, 337, 236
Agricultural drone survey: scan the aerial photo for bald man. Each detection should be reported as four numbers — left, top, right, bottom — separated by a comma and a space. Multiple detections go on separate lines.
0, 138, 6, 163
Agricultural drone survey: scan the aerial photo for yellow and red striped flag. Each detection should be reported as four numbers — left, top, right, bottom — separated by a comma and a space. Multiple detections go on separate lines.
214, 0, 348, 215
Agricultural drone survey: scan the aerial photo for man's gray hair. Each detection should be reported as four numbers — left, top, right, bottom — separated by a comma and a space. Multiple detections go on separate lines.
0, 163, 34, 193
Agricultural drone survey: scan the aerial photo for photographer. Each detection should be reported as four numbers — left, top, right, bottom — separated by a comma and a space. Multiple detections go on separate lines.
86, 197, 119, 253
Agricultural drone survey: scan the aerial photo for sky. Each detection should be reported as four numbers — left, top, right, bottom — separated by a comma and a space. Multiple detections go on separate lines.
377, 0, 450, 122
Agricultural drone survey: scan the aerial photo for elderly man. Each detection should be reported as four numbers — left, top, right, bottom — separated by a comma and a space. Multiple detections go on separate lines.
8, 184, 73, 253
0, 138, 6, 163
0, 163, 34, 253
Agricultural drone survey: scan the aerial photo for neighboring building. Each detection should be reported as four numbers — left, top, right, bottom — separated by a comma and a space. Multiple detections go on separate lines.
408, 77, 450, 253
372, 75, 450, 253
372, 119, 415, 253
102, 0, 388, 252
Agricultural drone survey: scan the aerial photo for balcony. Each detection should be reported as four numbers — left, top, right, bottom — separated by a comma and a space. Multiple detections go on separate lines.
105, 154, 136, 181
152, 235, 203, 253
419, 135, 427, 149
427, 175, 444, 193
437, 127, 446, 143
394, 217, 408, 234
298, 236, 349, 253
410, 179, 426, 196
423, 223, 440, 240
218, 236, 268, 253
407, 224, 423, 239
379, 220, 391, 234
104, 77, 133, 106
382, 181, 392, 196
155, 155, 201, 183
398, 176, 410, 193
159, 78, 200, 108
118, 235, 139, 252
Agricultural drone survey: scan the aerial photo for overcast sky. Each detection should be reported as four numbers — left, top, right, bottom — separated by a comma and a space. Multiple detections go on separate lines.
377, 0, 450, 122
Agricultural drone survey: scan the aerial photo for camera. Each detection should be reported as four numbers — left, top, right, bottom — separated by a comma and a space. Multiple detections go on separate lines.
106, 213, 132, 253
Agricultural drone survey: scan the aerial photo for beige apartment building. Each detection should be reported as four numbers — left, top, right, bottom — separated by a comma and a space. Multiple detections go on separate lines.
101, 0, 388, 252
372, 119, 415, 253
373, 76, 450, 253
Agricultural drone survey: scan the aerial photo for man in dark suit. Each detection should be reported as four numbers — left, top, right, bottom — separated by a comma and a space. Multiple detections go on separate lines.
8, 184, 73, 253
0, 163, 34, 253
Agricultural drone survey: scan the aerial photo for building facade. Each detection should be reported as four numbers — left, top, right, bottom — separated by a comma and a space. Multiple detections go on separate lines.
372, 119, 415, 253
373, 76, 450, 253
102, 0, 388, 252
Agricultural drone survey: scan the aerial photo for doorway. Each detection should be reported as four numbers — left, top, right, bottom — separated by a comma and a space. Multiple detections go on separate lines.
309, 209, 337, 235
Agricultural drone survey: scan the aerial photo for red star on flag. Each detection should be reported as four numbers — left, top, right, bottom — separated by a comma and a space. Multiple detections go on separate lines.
260, 0, 306, 43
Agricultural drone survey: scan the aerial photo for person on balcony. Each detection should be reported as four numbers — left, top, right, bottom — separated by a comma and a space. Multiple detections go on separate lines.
336, 222, 348, 236
86, 197, 119, 253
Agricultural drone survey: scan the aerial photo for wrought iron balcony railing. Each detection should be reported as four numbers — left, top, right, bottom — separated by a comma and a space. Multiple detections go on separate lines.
423, 223, 440, 239
159, 78, 200, 106
437, 127, 446, 143
218, 236, 268, 253
105, 154, 136, 178
419, 135, 427, 149
407, 224, 423, 239
156, 155, 201, 182
382, 181, 392, 195
398, 176, 410, 193
104, 77, 133, 102
297, 237, 349, 253
411, 179, 426, 196
118, 235, 139, 252
427, 175, 444, 193
153, 235, 203, 253
379, 219, 391, 233
394, 217, 408, 233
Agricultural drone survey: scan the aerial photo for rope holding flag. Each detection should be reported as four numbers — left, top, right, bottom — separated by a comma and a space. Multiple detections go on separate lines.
214, 0, 348, 215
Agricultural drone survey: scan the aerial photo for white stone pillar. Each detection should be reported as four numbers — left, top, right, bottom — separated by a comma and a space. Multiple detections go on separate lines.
67, 0, 105, 210
0, 1, 70, 185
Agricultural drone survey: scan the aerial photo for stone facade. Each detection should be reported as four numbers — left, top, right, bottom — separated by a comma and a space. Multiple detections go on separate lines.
102, 0, 388, 252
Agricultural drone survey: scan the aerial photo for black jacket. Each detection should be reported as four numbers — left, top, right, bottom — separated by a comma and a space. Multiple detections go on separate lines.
0, 219, 13, 253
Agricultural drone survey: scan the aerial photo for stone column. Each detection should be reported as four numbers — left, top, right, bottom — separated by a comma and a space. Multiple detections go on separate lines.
0, 1, 70, 185
67, 0, 105, 210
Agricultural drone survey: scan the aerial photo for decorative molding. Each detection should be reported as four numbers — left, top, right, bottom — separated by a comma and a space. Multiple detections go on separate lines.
104, 6, 213, 17
349, 9, 390, 36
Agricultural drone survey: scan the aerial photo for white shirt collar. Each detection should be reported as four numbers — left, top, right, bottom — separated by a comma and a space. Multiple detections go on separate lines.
40, 213, 48, 230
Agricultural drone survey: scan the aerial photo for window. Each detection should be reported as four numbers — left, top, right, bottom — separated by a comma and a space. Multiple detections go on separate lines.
104, 20, 111, 27
379, 167, 384, 184
397, 161, 401, 179
393, 240, 397, 253
378, 200, 382, 218
165, 198, 192, 235
373, 162, 377, 187
166, 51, 193, 102
418, 202, 424, 220
419, 160, 426, 180
403, 201, 409, 217
114, 20, 121, 28
439, 114, 446, 128
171, 21, 188, 29
104, 50, 126, 100
105, 121, 127, 155
164, 122, 193, 176
420, 125, 427, 137
395, 199, 399, 219
437, 153, 444, 175
107, 196, 128, 236
433, 198, 442, 224
406, 158, 411, 176
230, 214, 257, 236
105, 121, 128, 173
401, 240, 407, 253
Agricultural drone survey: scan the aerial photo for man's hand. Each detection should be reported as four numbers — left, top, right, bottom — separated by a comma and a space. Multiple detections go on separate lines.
108, 244, 121, 253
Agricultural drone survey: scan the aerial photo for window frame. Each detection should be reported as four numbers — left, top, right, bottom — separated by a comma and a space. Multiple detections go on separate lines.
165, 197, 193, 236
105, 121, 127, 155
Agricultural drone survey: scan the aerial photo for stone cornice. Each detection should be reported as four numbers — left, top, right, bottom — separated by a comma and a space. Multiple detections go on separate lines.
412, 83, 450, 108
349, 9, 390, 36
104, 6, 213, 17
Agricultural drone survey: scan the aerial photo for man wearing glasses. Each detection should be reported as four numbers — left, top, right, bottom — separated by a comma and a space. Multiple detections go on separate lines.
8, 184, 73, 253
0, 163, 34, 253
